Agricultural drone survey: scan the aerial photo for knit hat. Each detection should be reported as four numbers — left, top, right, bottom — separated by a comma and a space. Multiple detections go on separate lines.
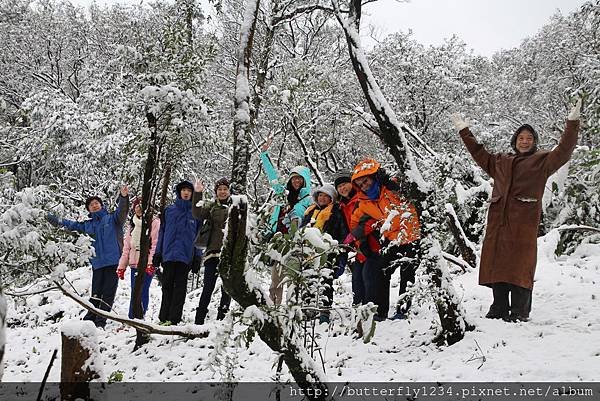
510, 124, 539, 154
85, 196, 103, 211
214, 177, 230, 193
312, 183, 337, 203
333, 169, 352, 189
174, 180, 194, 197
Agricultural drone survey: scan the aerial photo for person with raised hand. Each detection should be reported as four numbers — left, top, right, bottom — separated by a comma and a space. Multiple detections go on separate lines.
192, 178, 233, 325
259, 136, 313, 305
117, 197, 160, 319
47, 185, 130, 328
152, 180, 201, 326
452, 99, 581, 322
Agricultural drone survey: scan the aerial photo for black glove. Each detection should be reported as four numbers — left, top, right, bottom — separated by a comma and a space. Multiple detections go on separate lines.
46, 213, 61, 227
152, 254, 162, 268
191, 254, 203, 274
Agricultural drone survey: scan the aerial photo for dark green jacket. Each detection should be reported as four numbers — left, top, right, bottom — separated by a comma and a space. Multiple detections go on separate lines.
192, 191, 230, 256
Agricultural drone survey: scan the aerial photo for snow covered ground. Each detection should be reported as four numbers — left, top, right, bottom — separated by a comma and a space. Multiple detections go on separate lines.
4, 236, 600, 382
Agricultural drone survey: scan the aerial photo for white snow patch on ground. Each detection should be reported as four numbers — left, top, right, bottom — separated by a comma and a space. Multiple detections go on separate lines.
4, 241, 600, 382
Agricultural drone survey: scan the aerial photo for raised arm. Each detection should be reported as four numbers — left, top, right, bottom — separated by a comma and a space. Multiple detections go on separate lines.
259, 151, 285, 195
113, 185, 130, 226
192, 181, 211, 220
544, 100, 581, 176
452, 113, 498, 178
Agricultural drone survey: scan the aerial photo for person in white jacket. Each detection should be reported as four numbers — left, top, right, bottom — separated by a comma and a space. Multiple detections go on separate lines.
117, 198, 160, 318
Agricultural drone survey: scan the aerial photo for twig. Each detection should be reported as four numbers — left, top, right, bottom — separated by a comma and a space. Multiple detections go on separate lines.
37, 349, 58, 401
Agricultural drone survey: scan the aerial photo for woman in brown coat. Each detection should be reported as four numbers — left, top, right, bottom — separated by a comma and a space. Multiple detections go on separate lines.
451, 100, 581, 322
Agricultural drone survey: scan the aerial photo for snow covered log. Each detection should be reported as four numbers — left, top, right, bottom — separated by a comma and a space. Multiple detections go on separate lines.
60, 321, 101, 400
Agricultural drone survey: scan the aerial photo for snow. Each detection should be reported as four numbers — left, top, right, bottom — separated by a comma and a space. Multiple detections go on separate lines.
4, 235, 600, 382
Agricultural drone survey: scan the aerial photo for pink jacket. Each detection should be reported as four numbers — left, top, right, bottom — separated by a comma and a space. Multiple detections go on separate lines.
117, 218, 160, 270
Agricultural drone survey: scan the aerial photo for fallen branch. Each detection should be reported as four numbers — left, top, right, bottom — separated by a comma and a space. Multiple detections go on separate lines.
54, 280, 210, 338
557, 225, 600, 233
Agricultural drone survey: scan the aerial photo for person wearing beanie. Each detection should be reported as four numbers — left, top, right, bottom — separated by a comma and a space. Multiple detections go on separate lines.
300, 183, 348, 324
349, 159, 421, 321
191, 178, 233, 325
47, 186, 130, 328
117, 198, 161, 319
334, 169, 366, 306
451, 99, 582, 322
259, 137, 313, 305
152, 180, 202, 325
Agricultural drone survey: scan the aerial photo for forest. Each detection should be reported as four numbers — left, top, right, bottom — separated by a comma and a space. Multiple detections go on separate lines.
0, 0, 599, 398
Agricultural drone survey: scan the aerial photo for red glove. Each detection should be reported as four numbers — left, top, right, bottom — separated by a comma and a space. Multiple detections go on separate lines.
116, 268, 125, 280
343, 233, 356, 245
146, 264, 156, 276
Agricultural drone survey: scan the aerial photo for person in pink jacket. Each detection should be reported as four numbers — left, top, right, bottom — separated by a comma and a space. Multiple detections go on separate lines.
117, 198, 160, 318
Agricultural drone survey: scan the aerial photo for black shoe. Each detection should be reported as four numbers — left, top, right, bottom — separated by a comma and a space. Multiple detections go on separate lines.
485, 304, 509, 320
503, 313, 529, 323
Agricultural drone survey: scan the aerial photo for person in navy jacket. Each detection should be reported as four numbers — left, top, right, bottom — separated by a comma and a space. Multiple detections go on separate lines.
47, 186, 130, 328
153, 180, 202, 325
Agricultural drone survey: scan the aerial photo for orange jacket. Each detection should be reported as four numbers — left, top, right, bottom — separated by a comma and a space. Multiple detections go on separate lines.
350, 185, 420, 246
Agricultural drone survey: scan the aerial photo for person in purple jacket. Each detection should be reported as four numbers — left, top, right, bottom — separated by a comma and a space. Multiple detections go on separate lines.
47, 186, 129, 328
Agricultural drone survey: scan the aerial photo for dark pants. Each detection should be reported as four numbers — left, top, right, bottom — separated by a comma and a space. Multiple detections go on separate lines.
158, 261, 190, 325
194, 257, 231, 324
83, 265, 119, 328
488, 282, 532, 320
128, 267, 153, 319
363, 242, 420, 319
351, 260, 365, 305
396, 243, 419, 314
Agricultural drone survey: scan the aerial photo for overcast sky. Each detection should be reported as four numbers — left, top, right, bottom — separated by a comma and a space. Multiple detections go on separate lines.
71, 0, 589, 57
362, 0, 588, 56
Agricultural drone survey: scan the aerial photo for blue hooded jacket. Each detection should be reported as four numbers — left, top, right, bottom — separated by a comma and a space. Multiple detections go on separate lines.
59, 195, 129, 270
155, 182, 201, 265
260, 151, 313, 233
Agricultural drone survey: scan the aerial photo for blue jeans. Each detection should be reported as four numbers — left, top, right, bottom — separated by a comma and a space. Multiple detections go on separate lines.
128, 267, 153, 319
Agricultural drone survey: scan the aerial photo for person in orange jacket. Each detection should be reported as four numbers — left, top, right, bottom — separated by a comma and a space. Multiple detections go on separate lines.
334, 169, 366, 305
349, 159, 421, 321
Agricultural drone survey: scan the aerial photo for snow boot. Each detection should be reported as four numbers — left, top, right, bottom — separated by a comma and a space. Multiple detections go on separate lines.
486, 283, 510, 319
504, 285, 531, 322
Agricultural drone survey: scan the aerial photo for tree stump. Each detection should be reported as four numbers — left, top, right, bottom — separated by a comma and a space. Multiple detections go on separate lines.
60, 321, 102, 401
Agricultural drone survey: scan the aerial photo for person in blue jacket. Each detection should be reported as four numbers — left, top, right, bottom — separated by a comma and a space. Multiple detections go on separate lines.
47, 186, 130, 328
152, 180, 201, 325
260, 137, 313, 305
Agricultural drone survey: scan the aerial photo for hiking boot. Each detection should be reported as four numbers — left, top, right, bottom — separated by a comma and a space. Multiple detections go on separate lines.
389, 311, 407, 320
373, 315, 386, 322
503, 313, 529, 323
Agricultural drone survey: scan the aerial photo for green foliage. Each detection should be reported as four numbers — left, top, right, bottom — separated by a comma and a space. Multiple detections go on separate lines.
108, 370, 124, 383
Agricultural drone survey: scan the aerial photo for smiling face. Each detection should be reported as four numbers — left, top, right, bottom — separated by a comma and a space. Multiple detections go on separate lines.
87, 199, 102, 213
290, 175, 304, 191
216, 185, 230, 201
353, 176, 374, 193
317, 192, 332, 207
336, 182, 353, 198
516, 130, 535, 153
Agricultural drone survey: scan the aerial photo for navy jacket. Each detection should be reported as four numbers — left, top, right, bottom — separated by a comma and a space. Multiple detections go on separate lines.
59, 195, 129, 270
155, 195, 201, 265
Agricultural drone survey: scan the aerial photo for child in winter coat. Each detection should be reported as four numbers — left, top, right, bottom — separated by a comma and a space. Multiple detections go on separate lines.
334, 169, 366, 306
300, 183, 348, 324
260, 138, 313, 305
152, 180, 202, 325
117, 197, 160, 319
349, 160, 421, 321
192, 178, 232, 325
47, 186, 130, 328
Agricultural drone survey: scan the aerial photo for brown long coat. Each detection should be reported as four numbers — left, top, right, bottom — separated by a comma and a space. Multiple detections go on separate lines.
460, 120, 579, 289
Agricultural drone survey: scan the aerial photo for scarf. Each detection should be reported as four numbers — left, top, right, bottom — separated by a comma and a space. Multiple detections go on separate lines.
306, 204, 333, 232
131, 215, 142, 251
365, 179, 381, 200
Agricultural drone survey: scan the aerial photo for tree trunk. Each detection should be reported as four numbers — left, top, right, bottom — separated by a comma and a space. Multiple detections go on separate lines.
335, 0, 471, 345
60, 321, 101, 401
445, 204, 477, 269
0, 285, 6, 381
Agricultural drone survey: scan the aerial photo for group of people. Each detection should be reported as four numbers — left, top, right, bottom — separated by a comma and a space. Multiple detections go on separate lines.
46, 101, 581, 328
